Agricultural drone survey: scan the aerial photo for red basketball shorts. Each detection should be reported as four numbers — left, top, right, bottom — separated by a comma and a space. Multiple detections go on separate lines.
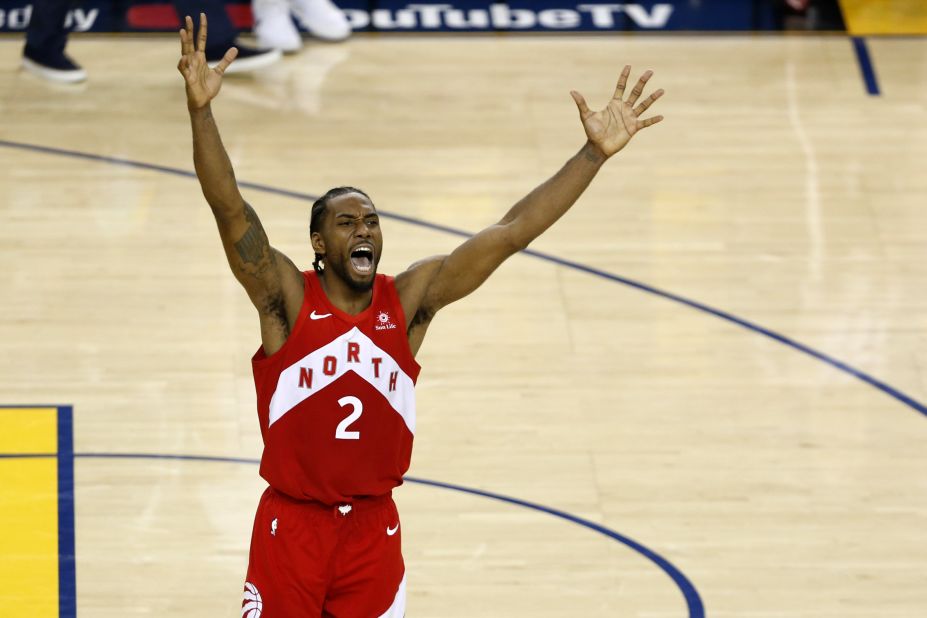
242, 486, 405, 618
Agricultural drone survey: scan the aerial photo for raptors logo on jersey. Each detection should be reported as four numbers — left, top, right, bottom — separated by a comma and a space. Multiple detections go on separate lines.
251, 271, 421, 505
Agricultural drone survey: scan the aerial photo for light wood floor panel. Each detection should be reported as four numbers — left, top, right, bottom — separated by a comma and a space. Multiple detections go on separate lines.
1, 33, 926, 616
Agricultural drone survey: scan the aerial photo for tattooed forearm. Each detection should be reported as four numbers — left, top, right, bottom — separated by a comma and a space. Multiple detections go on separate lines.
235, 203, 272, 268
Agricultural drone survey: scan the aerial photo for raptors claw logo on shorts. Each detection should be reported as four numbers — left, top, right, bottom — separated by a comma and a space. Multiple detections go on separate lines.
242, 582, 263, 618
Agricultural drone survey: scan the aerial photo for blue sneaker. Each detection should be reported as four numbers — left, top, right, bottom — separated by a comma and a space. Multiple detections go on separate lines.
22, 45, 87, 84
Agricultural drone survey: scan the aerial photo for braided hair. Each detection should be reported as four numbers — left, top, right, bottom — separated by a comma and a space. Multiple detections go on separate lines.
309, 186, 372, 274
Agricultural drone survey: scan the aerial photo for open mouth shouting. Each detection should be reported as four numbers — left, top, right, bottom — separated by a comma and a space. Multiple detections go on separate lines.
349, 244, 375, 275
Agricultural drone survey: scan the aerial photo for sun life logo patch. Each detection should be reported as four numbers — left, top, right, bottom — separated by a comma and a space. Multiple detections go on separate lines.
375, 311, 397, 331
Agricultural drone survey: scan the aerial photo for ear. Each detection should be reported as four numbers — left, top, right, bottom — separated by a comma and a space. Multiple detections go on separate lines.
310, 231, 325, 256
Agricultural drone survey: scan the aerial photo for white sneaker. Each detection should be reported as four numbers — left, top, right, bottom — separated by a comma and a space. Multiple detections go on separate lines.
253, 0, 303, 53
289, 0, 351, 42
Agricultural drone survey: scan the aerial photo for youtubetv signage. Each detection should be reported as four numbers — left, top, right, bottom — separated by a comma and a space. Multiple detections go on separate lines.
336, 0, 844, 31
343, 3, 673, 30
338, 0, 848, 32
0, 1, 846, 33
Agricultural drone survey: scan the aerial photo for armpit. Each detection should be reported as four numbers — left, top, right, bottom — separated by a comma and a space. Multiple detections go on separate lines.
259, 292, 291, 337
409, 306, 435, 330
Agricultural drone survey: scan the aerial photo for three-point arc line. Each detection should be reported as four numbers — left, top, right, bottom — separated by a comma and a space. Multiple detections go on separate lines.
0, 139, 920, 418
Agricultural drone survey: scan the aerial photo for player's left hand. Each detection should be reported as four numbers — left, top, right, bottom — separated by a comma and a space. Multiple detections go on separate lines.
571, 65, 664, 159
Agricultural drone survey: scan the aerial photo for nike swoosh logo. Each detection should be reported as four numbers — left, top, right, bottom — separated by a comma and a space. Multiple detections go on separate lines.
386, 523, 399, 536
310, 311, 332, 320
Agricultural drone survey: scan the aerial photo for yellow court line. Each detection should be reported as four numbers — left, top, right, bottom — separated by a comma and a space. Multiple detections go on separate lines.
0, 407, 57, 453
0, 407, 60, 617
840, 0, 927, 35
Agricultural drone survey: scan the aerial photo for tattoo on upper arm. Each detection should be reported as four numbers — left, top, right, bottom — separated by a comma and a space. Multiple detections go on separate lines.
229, 204, 282, 329
235, 203, 271, 269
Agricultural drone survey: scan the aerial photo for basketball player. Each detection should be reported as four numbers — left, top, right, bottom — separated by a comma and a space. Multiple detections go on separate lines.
178, 13, 663, 618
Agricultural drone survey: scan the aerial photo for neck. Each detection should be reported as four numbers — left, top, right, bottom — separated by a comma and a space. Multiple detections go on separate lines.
318, 270, 374, 315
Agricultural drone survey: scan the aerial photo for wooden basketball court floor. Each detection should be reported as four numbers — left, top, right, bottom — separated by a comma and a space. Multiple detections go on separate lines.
1, 25, 926, 618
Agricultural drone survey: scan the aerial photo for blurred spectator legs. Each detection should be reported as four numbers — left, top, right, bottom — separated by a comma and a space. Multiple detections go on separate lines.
253, 0, 350, 52
22, 0, 86, 83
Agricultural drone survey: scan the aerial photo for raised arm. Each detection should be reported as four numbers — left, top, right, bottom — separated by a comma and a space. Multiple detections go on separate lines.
398, 66, 664, 338
178, 14, 303, 355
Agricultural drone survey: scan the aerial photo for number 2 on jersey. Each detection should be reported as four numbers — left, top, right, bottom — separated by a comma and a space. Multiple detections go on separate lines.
336, 396, 362, 440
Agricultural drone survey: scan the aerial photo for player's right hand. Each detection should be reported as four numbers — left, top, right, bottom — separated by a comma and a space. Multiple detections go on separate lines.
177, 13, 237, 110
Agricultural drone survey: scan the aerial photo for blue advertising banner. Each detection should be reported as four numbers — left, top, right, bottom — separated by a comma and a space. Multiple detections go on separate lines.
0, 1, 846, 34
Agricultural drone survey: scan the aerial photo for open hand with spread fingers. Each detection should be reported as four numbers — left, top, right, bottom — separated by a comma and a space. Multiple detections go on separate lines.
571, 65, 664, 159
177, 13, 238, 110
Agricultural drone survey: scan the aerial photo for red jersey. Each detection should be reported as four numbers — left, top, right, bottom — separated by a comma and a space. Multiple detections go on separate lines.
251, 271, 420, 505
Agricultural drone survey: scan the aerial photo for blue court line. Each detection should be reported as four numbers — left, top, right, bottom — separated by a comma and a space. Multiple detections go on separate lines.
57, 406, 77, 618
1, 430, 706, 614
72, 451, 704, 617
851, 37, 881, 95
409, 476, 704, 617
1, 138, 923, 420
